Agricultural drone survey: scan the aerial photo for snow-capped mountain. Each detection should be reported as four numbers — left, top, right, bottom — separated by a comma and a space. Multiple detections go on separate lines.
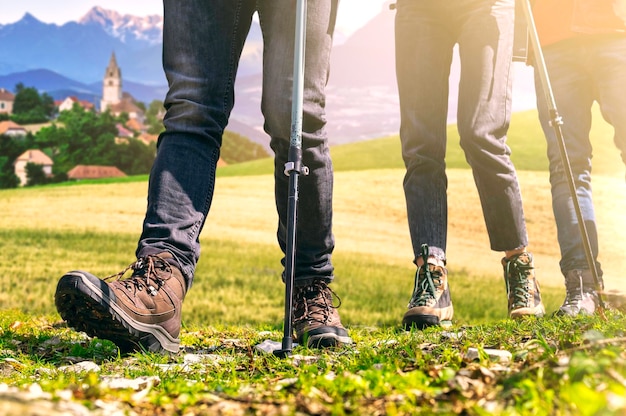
0, 7, 262, 85
78, 6, 163, 46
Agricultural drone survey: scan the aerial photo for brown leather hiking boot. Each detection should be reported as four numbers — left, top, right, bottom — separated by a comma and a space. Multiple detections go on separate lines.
502, 252, 545, 318
55, 253, 187, 354
293, 281, 352, 348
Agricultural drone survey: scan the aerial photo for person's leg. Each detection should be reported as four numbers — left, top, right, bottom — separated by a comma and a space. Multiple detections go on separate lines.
138, 0, 257, 287
55, 0, 257, 354
592, 35, 626, 174
258, 0, 350, 347
457, 0, 543, 318
395, 0, 457, 329
537, 39, 598, 277
540, 35, 626, 315
538, 40, 598, 316
395, 0, 455, 264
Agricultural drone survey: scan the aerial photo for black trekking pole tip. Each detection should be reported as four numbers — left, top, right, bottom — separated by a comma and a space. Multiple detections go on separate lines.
273, 349, 293, 358
273, 337, 294, 358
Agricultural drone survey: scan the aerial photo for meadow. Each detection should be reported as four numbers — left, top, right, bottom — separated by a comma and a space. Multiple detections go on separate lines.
0, 108, 625, 414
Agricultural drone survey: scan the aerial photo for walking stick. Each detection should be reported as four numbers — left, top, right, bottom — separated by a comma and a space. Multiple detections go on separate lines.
518, 0, 606, 313
274, 0, 309, 358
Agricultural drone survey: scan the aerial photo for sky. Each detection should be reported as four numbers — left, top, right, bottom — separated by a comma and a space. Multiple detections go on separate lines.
0, 0, 390, 38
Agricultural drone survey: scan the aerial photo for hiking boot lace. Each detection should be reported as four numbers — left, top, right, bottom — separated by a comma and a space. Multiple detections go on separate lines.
104, 254, 173, 296
294, 281, 342, 325
562, 273, 584, 308
408, 266, 443, 308
504, 257, 533, 309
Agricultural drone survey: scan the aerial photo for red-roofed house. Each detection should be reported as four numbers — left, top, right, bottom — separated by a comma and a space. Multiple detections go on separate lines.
67, 165, 126, 180
125, 117, 146, 133
108, 96, 145, 124
14, 149, 54, 186
114, 123, 135, 144
57, 96, 95, 112
137, 132, 159, 146
0, 88, 14, 114
0, 120, 27, 137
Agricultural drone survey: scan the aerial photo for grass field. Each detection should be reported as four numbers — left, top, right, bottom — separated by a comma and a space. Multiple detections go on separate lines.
2, 108, 622, 323
0, 108, 625, 414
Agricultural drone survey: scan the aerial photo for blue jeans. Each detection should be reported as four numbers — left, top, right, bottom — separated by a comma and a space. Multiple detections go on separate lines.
137, 0, 339, 288
394, 0, 528, 263
535, 34, 626, 276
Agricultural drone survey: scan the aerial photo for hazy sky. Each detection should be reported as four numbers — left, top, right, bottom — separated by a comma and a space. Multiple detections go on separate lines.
0, 0, 390, 37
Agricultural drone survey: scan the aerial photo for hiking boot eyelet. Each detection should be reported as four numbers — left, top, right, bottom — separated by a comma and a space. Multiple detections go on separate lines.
402, 247, 453, 330
54, 252, 187, 354
293, 280, 351, 348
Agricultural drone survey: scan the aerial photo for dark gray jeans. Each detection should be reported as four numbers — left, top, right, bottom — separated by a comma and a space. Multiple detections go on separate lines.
395, 0, 528, 263
137, 0, 339, 288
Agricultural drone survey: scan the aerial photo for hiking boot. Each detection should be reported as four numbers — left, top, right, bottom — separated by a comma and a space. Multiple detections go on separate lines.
402, 256, 453, 330
54, 253, 187, 354
502, 252, 545, 318
556, 269, 602, 317
293, 280, 352, 348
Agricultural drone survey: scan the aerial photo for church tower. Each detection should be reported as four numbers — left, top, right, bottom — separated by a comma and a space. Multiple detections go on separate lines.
101, 52, 122, 112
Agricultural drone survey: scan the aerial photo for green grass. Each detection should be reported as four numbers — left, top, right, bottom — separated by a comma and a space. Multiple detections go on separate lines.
0, 108, 624, 414
0, 228, 565, 328
1, 309, 624, 415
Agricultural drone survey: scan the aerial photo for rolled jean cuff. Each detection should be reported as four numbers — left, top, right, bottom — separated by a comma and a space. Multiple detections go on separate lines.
283, 274, 334, 287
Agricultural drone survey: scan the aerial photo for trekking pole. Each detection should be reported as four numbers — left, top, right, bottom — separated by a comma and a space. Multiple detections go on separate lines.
274, 0, 309, 358
519, 0, 606, 313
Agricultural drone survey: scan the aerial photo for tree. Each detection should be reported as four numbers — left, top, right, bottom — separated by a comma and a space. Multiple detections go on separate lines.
11, 83, 55, 124
115, 138, 157, 175
145, 100, 165, 134
221, 130, 269, 164
0, 134, 31, 189
25, 162, 48, 186
34, 105, 156, 178
36, 106, 119, 174
0, 156, 20, 189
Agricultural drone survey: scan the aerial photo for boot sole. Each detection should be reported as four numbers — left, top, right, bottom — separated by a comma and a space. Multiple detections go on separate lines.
306, 333, 353, 348
55, 271, 180, 354
299, 326, 353, 348
402, 314, 441, 330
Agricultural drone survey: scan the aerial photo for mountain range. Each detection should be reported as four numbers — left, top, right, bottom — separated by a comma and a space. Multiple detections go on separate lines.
0, 5, 538, 147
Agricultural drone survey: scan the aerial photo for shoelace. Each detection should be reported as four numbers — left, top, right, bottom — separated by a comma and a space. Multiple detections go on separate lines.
408, 244, 444, 308
104, 255, 172, 296
408, 266, 443, 308
504, 257, 533, 309
294, 281, 342, 325
562, 273, 585, 307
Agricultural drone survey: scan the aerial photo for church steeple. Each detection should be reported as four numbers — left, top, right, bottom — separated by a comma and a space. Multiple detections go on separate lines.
101, 52, 122, 111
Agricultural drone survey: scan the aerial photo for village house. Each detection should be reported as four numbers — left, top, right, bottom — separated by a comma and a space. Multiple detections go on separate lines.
67, 165, 126, 180
137, 132, 159, 146
114, 122, 135, 144
125, 117, 146, 133
14, 149, 53, 186
0, 88, 14, 114
57, 96, 95, 112
0, 120, 27, 137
